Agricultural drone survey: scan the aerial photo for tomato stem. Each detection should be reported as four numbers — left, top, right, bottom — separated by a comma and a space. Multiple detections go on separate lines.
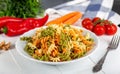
109, 21, 113, 25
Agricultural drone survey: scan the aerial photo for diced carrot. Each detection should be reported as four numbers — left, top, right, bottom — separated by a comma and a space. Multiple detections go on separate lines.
46, 11, 81, 25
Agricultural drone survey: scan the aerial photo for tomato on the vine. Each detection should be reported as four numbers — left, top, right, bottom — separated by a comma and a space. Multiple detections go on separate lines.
93, 24, 106, 36
101, 20, 110, 26
81, 17, 118, 36
82, 18, 92, 27
92, 17, 101, 24
83, 22, 94, 31
105, 23, 117, 35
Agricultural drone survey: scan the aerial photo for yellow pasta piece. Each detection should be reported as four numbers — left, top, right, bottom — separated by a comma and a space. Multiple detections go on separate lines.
83, 40, 93, 45
86, 46, 92, 51
51, 49, 58, 57
35, 49, 42, 56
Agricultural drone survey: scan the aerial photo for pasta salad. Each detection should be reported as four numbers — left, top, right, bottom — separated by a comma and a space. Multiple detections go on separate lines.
20, 24, 94, 62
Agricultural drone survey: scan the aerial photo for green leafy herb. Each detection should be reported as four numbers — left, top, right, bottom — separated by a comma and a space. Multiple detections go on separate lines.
0, 0, 44, 18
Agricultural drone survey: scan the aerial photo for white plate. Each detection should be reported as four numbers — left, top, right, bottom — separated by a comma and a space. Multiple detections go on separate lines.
15, 26, 99, 65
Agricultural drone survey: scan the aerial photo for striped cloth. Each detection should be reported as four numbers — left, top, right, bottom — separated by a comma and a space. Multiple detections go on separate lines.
46, 0, 120, 25
53, 0, 114, 19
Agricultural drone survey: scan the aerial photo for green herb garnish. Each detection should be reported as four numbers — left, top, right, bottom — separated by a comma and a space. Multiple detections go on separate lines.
0, 0, 44, 18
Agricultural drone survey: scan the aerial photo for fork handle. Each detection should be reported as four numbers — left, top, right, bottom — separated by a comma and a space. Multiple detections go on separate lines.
93, 49, 109, 72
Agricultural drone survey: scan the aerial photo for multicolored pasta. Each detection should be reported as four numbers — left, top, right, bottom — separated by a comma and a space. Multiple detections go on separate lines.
20, 24, 94, 62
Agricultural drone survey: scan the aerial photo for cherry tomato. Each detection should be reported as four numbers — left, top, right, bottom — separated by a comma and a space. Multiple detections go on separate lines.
92, 17, 101, 24
93, 24, 106, 36
82, 18, 92, 27
105, 24, 117, 35
102, 20, 110, 25
83, 22, 94, 31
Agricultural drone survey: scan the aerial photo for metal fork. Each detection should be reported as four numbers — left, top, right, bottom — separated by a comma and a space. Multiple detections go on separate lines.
93, 35, 120, 72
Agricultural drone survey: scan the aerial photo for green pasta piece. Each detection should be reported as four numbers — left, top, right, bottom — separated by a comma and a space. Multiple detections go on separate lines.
59, 32, 71, 50
38, 54, 49, 61
87, 38, 94, 41
59, 52, 70, 61
24, 44, 35, 56
20, 36, 32, 42
41, 26, 56, 37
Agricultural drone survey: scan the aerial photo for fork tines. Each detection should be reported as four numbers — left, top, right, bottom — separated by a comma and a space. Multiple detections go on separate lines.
109, 35, 120, 49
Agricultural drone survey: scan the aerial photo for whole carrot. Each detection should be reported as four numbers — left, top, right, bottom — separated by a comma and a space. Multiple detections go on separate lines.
63, 12, 82, 25
46, 11, 81, 25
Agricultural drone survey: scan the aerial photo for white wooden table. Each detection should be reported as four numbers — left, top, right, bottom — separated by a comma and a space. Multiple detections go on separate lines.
0, 0, 120, 73
0, 12, 120, 74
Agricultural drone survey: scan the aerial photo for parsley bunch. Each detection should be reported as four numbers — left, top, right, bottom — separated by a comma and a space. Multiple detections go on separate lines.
0, 0, 44, 18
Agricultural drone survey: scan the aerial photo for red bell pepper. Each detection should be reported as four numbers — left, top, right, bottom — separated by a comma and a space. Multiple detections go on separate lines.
1, 14, 49, 36
0, 16, 23, 28
22, 14, 49, 28
0, 28, 2, 34
2, 21, 30, 36
34, 14, 49, 27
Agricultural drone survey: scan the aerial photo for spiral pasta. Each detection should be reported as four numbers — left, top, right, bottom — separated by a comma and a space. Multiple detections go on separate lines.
21, 24, 94, 62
